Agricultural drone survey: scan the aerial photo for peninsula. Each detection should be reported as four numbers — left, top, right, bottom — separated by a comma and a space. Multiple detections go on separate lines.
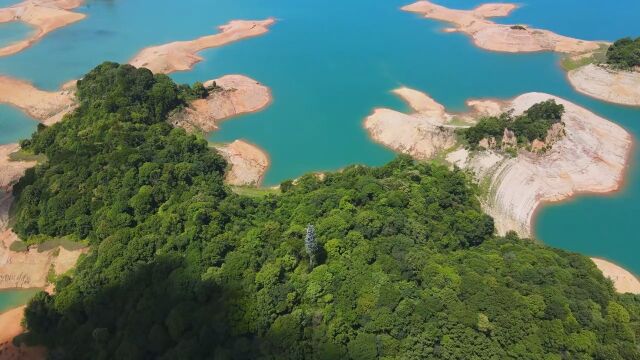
365, 87, 637, 293
169, 74, 273, 186
565, 37, 640, 106
402, 1, 601, 54
0, 0, 85, 57
129, 19, 276, 74
0, 77, 76, 125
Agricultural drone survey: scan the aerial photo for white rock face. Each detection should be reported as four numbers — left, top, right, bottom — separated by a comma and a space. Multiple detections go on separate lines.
364, 108, 457, 160
364, 89, 631, 238
568, 64, 640, 106
459, 93, 631, 237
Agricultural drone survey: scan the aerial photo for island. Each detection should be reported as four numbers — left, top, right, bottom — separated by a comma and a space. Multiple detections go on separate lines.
401, 1, 601, 54
364, 87, 638, 294
0, 0, 85, 57
129, 19, 276, 74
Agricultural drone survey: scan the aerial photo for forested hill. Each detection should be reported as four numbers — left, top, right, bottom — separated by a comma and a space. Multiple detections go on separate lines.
12, 63, 640, 359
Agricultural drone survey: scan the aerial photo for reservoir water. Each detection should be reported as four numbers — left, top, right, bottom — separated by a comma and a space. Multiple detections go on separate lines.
0, 0, 638, 306
0, 288, 40, 313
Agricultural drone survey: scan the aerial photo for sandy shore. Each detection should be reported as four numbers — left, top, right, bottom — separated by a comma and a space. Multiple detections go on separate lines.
591, 258, 640, 294
0, 144, 86, 290
568, 64, 640, 106
402, 1, 602, 54
0, 306, 46, 359
129, 19, 275, 74
169, 75, 272, 132
0, 77, 76, 125
365, 88, 631, 237
214, 140, 270, 186
0, 0, 85, 57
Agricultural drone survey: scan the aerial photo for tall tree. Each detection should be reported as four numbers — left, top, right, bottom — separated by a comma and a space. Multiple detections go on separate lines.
305, 224, 320, 267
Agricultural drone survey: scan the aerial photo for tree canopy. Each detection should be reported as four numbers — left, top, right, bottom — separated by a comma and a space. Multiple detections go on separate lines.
12, 63, 640, 360
459, 100, 564, 150
606, 37, 640, 69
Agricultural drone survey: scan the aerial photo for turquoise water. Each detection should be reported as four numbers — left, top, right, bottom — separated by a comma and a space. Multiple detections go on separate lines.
0, 0, 638, 277
0, 288, 40, 314
0, 22, 33, 49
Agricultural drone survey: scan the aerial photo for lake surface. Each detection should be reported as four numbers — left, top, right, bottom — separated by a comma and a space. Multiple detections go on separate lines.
0, 0, 638, 292
0, 288, 40, 314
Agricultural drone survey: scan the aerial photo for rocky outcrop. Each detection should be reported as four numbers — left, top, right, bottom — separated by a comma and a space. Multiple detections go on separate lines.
568, 64, 640, 106
129, 19, 276, 74
402, 1, 602, 54
0, 0, 85, 57
453, 93, 630, 237
364, 88, 459, 160
365, 88, 631, 239
214, 140, 269, 186
169, 75, 272, 133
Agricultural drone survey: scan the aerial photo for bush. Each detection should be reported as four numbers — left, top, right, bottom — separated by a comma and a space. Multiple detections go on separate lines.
606, 37, 640, 69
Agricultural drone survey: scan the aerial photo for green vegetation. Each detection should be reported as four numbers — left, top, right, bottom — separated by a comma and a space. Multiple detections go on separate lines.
8, 240, 28, 252
560, 44, 608, 72
606, 37, 640, 69
230, 185, 281, 198
12, 63, 639, 359
8, 148, 48, 163
458, 100, 564, 150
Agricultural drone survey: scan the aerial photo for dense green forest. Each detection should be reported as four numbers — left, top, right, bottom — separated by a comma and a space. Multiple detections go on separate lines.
606, 37, 640, 69
458, 100, 564, 150
12, 63, 640, 359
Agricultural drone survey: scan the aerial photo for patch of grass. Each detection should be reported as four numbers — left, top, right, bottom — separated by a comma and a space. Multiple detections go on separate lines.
431, 143, 463, 167
560, 44, 608, 71
448, 117, 473, 127
231, 186, 281, 198
9, 150, 47, 163
36, 237, 87, 252
9, 241, 28, 252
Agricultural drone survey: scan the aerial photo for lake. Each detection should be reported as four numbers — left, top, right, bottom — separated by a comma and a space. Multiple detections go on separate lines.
0, 0, 638, 306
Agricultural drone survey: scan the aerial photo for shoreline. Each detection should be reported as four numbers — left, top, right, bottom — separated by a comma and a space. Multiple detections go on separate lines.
530, 134, 635, 241
214, 139, 271, 187
565, 64, 640, 107
0, 305, 46, 359
590, 258, 640, 294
